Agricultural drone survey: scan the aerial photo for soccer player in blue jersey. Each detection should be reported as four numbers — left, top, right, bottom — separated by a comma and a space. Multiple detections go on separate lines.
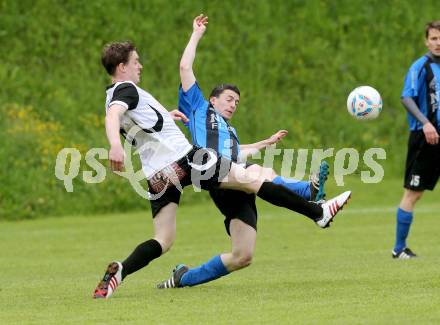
157, 15, 349, 289
392, 21, 440, 259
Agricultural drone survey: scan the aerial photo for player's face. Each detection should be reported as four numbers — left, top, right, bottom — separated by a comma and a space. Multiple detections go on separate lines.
124, 51, 143, 84
210, 90, 240, 120
425, 28, 440, 57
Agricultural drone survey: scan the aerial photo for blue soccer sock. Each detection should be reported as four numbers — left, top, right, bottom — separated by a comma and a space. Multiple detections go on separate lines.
272, 176, 311, 200
180, 255, 229, 287
393, 208, 413, 253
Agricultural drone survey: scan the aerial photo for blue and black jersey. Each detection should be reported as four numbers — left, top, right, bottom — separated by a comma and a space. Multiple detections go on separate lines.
402, 53, 440, 131
178, 82, 240, 161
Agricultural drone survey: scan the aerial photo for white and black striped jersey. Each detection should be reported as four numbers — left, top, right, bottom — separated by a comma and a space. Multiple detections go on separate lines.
105, 81, 192, 178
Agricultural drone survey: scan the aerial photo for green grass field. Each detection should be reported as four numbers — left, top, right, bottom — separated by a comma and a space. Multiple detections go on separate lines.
1, 177, 439, 324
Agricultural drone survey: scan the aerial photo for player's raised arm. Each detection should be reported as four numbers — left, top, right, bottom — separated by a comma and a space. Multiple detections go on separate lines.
180, 14, 208, 92
105, 104, 128, 172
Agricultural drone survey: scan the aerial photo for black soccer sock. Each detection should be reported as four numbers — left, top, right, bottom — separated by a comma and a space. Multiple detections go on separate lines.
121, 239, 162, 279
257, 181, 322, 221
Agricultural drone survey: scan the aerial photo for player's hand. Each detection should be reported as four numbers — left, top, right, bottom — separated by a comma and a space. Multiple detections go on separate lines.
169, 109, 189, 123
109, 144, 125, 172
193, 14, 208, 35
267, 130, 288, 145
423, 122, 439, 145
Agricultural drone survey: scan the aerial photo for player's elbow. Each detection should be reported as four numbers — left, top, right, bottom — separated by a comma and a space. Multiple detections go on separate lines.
179, 63, 192, 72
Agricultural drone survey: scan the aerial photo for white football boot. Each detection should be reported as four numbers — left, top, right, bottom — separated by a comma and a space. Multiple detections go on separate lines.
316, 191, 351, 228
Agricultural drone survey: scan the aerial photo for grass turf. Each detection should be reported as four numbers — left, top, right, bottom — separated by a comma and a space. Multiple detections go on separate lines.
1, 177, 439, 324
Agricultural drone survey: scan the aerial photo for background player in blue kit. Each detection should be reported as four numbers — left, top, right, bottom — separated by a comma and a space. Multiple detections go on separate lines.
392, 21, 440, 259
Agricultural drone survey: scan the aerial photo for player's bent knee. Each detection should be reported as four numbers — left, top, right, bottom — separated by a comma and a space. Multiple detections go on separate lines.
242, 181, 260, 194
266, 168, 277, 180
237, 255, 253, 269
233, 251, 253, 269
228, 178, 260, 194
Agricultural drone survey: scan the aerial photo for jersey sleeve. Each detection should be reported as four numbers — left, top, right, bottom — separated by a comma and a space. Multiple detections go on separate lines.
178, 82, 208, 117
109, 82, 139, 110
401, 63, 426, 98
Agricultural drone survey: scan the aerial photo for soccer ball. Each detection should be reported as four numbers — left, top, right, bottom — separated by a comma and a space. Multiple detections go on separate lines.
346, 86, 383, 120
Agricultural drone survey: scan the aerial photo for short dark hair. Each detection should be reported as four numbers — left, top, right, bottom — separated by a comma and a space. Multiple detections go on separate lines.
209, 84, 241, 99
425, 20, 440, 38
101, 41, 136, 75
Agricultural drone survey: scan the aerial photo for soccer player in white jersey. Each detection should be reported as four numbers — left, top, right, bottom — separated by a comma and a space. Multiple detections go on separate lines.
93, 41, 351, 298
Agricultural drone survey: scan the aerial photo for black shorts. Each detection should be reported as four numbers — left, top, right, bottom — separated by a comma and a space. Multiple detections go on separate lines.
404, 130, 440, 191
148, 146, 232, 217
209, 188, 257, 236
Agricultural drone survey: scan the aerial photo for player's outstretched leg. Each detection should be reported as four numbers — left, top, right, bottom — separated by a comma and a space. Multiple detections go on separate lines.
92, 205, 174, 298
222, 162, 338, 222
92, 238, 164, 298
315, 190, 351, 228
93, 261, 123, 299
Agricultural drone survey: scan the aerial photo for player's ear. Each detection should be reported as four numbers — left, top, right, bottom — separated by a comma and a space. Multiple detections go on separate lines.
209, 96, 216, 106
116, 62, 126, 74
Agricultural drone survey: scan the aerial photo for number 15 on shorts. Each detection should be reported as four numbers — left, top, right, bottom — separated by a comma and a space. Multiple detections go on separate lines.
410, 175, 420, 187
